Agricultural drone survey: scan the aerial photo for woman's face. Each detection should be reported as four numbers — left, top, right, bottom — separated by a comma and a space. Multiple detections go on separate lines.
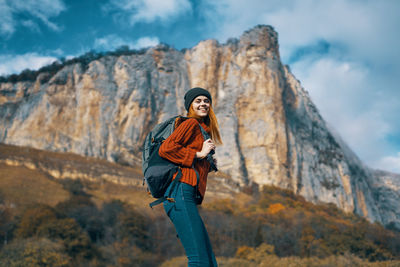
191, 95, 210, 118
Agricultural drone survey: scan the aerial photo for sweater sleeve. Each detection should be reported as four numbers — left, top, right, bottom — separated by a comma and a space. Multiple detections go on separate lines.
159, 119, 199, 167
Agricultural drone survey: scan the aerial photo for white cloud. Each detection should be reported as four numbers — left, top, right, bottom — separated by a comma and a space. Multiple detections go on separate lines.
94, 35, 125, 51
201, 0, 400, 63
0, 0, 15, 35
94, 35, 160, 51
0, 54, 58, 76
0, 0, 66, 36
20, 20, 41, 33
291, 57, 371, 117
376, 153, 400, 174
264, 0, 400, 66
105, 0, 192, 25
197, 0, 271, 43
290, 56, 398, 167
134, 37, 160, 49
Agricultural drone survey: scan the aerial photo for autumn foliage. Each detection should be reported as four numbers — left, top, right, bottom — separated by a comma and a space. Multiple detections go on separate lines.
203, 185, 400, 262
1, 178, 400, 266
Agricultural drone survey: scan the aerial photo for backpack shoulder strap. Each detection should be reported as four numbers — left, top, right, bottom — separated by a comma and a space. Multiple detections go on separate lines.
197, 123, 218, 172
174, 116, 189, 129
198, 123, 210, 140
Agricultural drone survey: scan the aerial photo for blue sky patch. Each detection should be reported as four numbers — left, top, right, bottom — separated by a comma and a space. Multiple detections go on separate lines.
288, 40, 331, 64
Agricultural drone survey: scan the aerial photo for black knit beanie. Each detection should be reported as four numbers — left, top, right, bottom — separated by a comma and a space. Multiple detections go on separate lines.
184, 87, 212, 111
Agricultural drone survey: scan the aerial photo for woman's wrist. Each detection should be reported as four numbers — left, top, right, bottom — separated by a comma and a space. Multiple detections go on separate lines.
196, 151, 205, 159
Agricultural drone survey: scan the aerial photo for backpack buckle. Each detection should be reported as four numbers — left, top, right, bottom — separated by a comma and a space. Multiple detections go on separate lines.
166, 197, 175, 203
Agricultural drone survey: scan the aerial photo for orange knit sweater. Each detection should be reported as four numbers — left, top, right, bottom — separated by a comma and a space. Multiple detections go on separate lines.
158, 118, 211, 200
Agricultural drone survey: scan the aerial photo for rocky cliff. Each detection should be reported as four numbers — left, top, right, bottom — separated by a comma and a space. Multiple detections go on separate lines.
370, 169, 400, 229
0, 25, 398, 226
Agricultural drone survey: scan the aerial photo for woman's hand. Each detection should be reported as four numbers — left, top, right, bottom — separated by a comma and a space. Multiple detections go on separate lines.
196, 139, 215, 159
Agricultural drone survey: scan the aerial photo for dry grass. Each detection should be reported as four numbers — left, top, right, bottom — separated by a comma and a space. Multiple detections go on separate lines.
87, 179, 165, 216
0, 143, 144, 184
0, 163, 69, 208
0, 143, 139, 169
0, 143, 167, 218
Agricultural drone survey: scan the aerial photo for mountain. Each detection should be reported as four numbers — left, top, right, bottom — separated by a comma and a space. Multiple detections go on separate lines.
0, 25, 398, 228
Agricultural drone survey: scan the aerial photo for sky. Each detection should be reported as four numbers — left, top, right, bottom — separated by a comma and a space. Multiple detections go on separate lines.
1, 0, 399, 173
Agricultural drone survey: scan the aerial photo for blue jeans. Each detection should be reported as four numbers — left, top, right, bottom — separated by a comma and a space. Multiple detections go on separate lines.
163, 182, 218, 267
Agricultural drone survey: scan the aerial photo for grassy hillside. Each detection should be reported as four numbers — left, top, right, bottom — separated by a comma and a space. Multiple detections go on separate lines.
1, 144, 400, 266
0, 143, 144, 185
0, 163, 69, 207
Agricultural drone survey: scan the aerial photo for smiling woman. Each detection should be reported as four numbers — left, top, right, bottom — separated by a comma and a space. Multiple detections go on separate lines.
158, 87, 222, 266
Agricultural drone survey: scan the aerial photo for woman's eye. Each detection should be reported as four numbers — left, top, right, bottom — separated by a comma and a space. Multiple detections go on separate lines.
195, 98, 209, 104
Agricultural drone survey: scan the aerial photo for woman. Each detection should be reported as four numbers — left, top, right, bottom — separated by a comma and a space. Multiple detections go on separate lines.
159, 87, 222, 267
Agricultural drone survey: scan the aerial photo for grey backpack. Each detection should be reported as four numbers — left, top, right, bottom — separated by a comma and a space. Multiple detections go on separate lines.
142, 116, 217, 207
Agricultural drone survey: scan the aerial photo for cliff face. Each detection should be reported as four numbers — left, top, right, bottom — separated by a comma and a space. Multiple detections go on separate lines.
370, 170, 400, 229
0, 25, 397, 225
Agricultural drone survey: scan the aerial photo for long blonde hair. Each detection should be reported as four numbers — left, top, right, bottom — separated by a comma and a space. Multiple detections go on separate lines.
187, 104, 223, 145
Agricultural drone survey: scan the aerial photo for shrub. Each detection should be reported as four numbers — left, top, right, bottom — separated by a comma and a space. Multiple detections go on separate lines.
16, 205, 58, 238
0, 238, 70, 267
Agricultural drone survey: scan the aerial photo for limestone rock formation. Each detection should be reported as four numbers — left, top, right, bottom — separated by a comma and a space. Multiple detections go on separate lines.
370, 169, 400, 229
0, 25, 398, 226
